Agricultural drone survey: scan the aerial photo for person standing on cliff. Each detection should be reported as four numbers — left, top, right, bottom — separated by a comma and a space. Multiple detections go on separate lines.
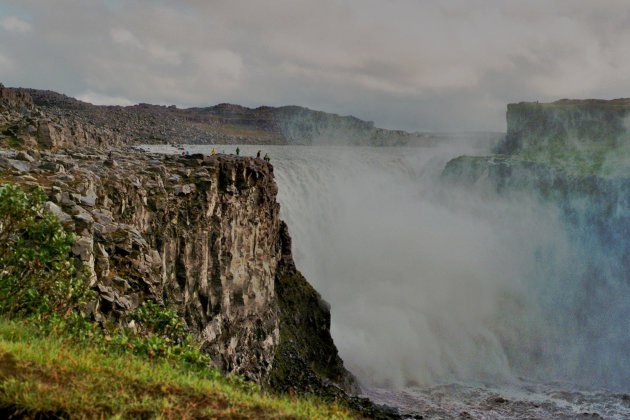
264, 153, 270, 162
257, 150, 261, 158
236, 147, 240, 155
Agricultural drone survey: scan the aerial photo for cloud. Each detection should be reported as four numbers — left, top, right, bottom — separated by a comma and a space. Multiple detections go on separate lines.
0, 52, 17, 75
76, 91, 135, 106
194, 50, 243, 88
110, 27, 142, 49
1, 15, 32, 33
4, 0, 630, 131
110, 27, 181, 65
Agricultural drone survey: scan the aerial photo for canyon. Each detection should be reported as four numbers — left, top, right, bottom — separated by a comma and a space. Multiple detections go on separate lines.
1, 83, 402, 417
4, 82, 630, 418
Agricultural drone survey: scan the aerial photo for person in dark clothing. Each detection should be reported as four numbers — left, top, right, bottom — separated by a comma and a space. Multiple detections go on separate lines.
236, 147, 240, 155
257, 150, 261, 158
263, 153, 270, 162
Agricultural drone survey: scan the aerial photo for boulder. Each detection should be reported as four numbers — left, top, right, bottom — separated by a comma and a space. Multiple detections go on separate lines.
0, 157, 31, 172
15, 150, 35, 162
37, 122, 62, 148
44, 201, 72, 222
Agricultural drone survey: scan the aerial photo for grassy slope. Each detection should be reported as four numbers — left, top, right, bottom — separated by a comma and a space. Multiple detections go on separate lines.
0, 318, 358, 420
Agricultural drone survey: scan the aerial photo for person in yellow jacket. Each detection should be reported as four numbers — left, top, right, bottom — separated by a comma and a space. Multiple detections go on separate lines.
211, 149, 216, 155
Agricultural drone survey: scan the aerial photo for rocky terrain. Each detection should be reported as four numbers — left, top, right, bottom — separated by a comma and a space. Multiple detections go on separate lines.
0, 83, 402, 418
0, 146, 346, 385
1, 85, 125, 151
17, 85, 429, 147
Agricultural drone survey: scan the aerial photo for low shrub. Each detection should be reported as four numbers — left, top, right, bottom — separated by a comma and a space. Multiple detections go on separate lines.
0, 184, 92, 317
130, 300, 187, 343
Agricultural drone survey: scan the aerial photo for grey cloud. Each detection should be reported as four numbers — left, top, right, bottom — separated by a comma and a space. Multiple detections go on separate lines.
2, 0, 630, 131
1, 16, 32, 33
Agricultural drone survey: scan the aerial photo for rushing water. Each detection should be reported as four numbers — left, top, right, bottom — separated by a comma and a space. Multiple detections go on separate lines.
145, 142, 630, 419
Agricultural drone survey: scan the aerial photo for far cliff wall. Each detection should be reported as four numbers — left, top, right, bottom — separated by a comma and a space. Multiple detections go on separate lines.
443, 98, 630, 295
497, 99, 630, 156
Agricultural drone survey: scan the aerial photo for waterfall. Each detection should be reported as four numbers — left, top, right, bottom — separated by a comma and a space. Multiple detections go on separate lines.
147, 143, 630, 393
270, 143, 630, 392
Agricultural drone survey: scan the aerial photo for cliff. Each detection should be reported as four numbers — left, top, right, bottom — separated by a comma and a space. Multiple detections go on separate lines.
496, 99, 630, 168
0, 83, 33, 110
442, 98, 630, 287
0, 84, 357, 394
1, 84, 125, 151
1, 146, 353, 390
16, 86, 423, 146
446, 97, 630, 180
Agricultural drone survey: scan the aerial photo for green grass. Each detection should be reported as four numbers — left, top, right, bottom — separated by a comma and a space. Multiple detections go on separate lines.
0, 318, 358, 420
0, 184, 359, 419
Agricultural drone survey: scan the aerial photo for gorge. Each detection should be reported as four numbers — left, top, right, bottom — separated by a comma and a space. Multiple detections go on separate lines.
3, 83, 630, 418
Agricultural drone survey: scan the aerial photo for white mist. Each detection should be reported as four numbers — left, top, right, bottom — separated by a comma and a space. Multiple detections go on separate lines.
269, 143, 573, 388
145, 142, 630, 393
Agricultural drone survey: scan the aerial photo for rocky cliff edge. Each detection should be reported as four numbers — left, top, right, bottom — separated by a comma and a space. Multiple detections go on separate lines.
0, 83, 359, 395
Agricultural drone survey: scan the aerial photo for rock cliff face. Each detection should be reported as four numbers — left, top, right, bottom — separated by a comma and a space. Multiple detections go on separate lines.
0, 85, 355, 393
1, 85, 124, 151
1, 146, 355, 389
445, 98, 630, 183
443, 99, 630, 285
0, 83, 33, 110
92, 153, 283, 380
497, 99, 630, 156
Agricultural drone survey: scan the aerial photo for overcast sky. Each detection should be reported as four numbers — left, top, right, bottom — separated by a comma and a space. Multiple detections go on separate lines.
1, 0, 630, 131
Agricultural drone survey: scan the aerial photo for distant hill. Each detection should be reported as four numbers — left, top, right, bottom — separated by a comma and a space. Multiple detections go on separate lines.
18, 87, 436, 146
